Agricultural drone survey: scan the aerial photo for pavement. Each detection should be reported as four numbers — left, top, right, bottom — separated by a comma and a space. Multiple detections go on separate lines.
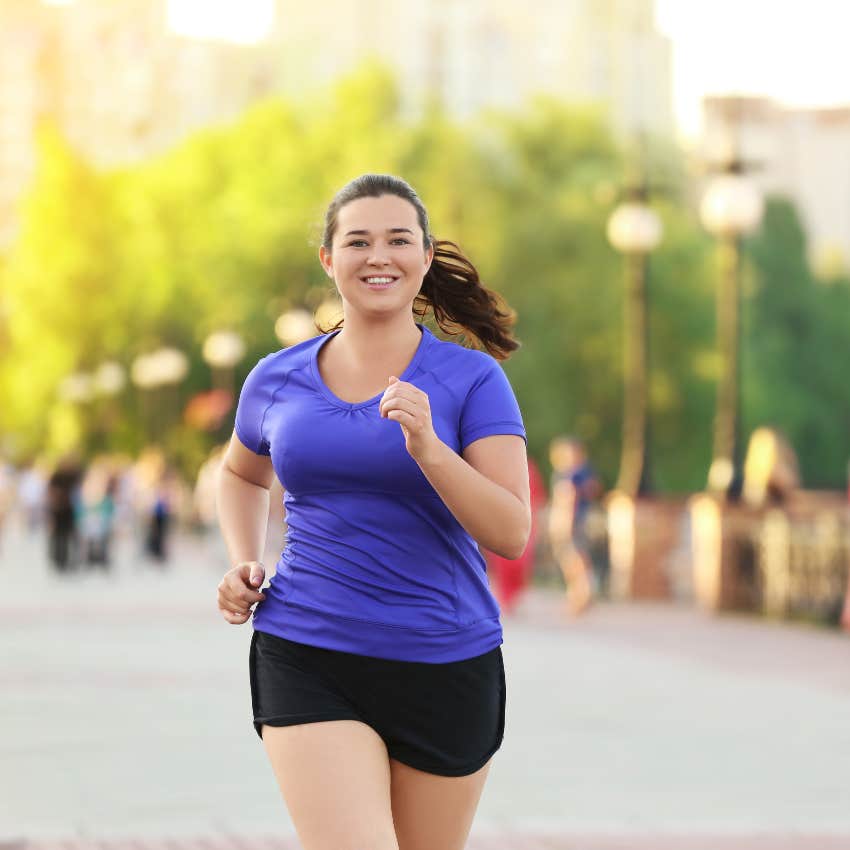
1, 522, 849, 849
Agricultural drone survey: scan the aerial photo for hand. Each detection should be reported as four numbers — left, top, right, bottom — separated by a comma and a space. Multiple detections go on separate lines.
379, 376, 442, 465
217, 560, 266, 625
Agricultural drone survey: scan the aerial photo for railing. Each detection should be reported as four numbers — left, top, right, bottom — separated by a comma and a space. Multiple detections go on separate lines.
758, 506, 849, 624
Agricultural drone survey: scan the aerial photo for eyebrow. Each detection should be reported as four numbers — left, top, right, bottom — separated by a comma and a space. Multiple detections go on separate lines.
343, 228, 415, 237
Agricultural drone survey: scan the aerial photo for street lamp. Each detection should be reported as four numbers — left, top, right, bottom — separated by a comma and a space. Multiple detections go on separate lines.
202, 330, 245, 395
606, 185, 662, 497
274, 308, 315, 347
58, 372, 95, 404
93, 361, 126, 397
699, 161, 764, 500
131, 348, 189, 442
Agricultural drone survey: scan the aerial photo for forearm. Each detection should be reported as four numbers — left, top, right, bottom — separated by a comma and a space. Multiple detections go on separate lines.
417, 441, 530, 559
215, 465, 271, 567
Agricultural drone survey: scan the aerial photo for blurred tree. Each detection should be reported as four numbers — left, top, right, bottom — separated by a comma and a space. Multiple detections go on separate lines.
5, 67, 844, 492
744, 198, 850, 488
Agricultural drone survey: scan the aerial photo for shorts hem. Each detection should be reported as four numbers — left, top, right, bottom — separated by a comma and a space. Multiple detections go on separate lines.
388, 741, 502, 776
253, 711, 363, 739
387, 742, 501, 777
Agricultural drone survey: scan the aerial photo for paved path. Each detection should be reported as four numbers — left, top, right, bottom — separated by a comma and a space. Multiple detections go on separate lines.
1, 525, 849, 848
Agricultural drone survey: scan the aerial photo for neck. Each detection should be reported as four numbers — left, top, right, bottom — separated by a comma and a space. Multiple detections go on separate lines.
334, 314, 422, 366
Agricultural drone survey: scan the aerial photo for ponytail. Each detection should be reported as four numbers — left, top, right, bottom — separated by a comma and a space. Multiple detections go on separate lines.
416, 240, 519, 360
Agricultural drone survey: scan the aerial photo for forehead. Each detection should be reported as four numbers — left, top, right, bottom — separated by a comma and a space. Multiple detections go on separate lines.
335, 194, 421, 235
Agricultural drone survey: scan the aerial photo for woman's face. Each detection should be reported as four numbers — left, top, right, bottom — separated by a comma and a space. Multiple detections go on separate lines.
319, 194, 433, 320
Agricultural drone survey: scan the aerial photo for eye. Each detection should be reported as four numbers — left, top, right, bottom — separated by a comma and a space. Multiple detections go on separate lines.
391, 238, 411, 245
346, 239, 368, 247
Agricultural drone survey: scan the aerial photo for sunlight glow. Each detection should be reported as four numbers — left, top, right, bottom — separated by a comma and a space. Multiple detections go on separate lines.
167, 0, 275, 44
656, 0, 850, 139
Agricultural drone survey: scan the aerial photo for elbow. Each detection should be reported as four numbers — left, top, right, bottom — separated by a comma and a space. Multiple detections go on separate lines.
493, 509, 532, 560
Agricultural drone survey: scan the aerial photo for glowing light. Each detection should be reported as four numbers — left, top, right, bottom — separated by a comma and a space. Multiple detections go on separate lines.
656, 0, 850, 140
167, 0, 274, 44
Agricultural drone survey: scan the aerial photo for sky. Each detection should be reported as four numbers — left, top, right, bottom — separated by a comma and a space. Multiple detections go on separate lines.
655, 0, 850, 138
163, 0, 850, 140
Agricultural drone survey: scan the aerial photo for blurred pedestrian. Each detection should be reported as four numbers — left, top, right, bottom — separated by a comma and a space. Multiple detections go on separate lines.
46, 453, 83, 571
0, 458, 14, 554
145, 468, 176, 563
17, 460, 47, 535
215, 174, 529, 849
548, 435, 601, 616
485, 455, 547, 615
78, 461, 117, 568
742, 427, 799, 507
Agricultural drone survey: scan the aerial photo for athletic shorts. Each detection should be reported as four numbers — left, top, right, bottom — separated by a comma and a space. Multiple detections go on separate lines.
249, 629, 506, 777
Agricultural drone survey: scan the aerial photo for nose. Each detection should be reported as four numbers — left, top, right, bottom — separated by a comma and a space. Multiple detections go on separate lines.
366, 247, 391, 266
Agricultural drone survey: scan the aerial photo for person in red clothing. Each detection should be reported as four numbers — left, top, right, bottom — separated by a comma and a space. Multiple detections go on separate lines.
485, 456, 547, 615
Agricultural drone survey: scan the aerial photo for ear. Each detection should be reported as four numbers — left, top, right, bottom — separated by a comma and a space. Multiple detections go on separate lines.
424, 241, 434, 275
319, 245, 334, 278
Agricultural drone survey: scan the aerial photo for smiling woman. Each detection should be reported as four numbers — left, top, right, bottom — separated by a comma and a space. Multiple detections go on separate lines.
215, 173, 530, 849
166, 0, 274, 44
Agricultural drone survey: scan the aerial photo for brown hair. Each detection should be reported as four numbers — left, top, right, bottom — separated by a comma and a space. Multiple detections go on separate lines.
319, 173, 519, 360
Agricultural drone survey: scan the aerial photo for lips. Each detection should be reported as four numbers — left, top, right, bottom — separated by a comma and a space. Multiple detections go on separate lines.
361, 275, 399, 289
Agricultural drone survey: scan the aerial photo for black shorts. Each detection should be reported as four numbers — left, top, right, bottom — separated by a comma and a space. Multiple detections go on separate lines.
249, 629, 506, 777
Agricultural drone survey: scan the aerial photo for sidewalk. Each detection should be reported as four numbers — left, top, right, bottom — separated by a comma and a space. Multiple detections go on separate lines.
1, 526, 849, 848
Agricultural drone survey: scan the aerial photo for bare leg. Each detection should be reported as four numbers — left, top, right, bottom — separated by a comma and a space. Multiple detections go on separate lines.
390, 757, 492, 850
262, 720, 399, 850
558, 548, 593, 616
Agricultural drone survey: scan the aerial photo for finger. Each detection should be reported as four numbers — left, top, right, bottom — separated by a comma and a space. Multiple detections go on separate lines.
237, 588, 266, 604
379, 392, 420, 416
222, 609, 250, 625
226, 575, 266, 601
386, 409, 416, 426
381, 397, 420, 419
219, 596, 249, 614
220, 588, 264, 610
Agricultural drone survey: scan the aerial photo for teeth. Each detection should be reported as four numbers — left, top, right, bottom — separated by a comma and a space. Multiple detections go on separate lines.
365, 277, 394, 284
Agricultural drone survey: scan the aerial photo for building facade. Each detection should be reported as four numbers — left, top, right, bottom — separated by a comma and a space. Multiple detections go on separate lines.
703, 95, 850, 275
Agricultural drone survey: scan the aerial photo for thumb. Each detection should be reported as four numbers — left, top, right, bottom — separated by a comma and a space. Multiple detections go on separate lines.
249, 563, 265, 587
388, 375, 399, 384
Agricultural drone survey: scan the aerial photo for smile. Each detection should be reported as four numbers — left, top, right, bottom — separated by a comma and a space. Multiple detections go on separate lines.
362, 276, 399, 288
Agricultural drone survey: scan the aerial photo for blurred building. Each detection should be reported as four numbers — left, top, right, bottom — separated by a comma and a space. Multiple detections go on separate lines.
703, 95, 850, 276
0, 0, 673, 245
273, 0, 673, 135
0, 0, 282, 245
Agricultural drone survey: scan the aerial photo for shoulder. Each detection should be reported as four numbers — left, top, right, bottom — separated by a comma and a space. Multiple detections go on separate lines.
242, 334, 326, 388
421, 331, 508, 391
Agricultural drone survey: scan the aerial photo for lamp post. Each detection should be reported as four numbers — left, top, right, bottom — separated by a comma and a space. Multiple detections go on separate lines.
606, 185, 662, 497
131, 348, 188, 444
699, 162, 764, 501
91, 361, 126, 449
604, 184, 670, 601
202, 330, 245, 396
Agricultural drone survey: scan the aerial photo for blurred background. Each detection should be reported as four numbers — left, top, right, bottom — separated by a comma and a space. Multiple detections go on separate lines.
1, 0, 849, 845
0, 0, 848, 617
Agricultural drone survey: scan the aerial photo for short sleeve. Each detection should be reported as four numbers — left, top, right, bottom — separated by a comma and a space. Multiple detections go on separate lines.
459, 356, 527, 450
234, 356, 271, 456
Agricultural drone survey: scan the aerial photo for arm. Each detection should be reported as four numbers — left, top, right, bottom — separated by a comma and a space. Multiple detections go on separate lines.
418, 434, 531, 560
380, 374, 530, 559
215, 430, 276, 624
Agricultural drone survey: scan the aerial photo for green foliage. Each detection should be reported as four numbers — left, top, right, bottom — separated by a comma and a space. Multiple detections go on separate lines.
2, 65, 846, 491
744, 199, 850, 487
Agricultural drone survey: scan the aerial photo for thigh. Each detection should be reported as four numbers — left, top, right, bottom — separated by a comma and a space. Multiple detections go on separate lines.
263, 719, 399, 850
390, 756, 493, 850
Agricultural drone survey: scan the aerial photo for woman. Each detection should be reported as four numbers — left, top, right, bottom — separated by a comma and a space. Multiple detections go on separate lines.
216, 174, 529, 850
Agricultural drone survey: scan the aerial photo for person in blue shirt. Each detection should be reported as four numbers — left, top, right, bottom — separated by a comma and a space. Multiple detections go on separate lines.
215, 174, 529, 850
548, 435, 601, 616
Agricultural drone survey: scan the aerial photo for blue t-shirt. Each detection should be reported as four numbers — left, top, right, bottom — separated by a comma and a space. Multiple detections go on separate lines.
234, 322, 526, 662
